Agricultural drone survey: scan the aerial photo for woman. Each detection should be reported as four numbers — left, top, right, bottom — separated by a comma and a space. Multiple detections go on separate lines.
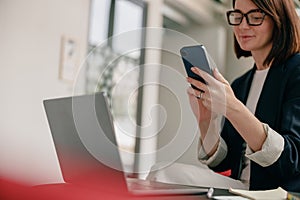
187, 0, 300, 191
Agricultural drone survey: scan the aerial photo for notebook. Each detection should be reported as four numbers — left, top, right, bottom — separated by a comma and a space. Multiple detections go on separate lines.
229, 187, 288, 200
43, 92, 208, 196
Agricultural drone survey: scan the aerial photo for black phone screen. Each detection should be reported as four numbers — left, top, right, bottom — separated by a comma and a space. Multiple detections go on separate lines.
180, 45, 213, 86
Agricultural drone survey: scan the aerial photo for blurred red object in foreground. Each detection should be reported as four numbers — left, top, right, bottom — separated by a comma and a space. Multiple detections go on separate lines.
217, 170, 232, 177
0, 174, 131, 200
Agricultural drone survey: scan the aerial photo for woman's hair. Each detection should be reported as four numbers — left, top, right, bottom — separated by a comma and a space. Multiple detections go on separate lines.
232, 0, 300, 66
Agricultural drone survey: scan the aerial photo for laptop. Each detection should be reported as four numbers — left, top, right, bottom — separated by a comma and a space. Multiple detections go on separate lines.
43, 92, 208, 196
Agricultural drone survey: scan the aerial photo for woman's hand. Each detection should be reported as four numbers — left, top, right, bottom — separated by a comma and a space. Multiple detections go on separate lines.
187, 67, 237, 118
187, 67, 231, 155
187, 87, 213, 122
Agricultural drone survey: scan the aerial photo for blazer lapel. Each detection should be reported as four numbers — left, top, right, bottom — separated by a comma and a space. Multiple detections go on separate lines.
255, 64, 285, 130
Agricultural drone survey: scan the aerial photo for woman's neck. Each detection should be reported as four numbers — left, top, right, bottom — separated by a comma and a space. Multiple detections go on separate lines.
252, 51, 272, 70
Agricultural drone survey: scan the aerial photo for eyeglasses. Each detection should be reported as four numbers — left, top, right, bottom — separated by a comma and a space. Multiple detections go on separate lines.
226, 9, 266, 26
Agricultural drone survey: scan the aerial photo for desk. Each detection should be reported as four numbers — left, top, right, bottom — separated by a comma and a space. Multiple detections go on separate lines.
1, 178, 234, 200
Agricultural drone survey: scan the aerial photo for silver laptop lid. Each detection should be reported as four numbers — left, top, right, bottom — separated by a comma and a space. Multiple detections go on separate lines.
43, 92, 126, 190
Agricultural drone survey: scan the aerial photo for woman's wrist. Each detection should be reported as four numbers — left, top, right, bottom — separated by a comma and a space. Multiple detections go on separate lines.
199, 120, 210, 140
199, 114, 219, 137
225, 96, 244, 120
199, 115, 221, 154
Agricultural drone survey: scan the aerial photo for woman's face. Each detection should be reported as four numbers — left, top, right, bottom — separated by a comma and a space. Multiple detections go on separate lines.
233, 0, 274, 54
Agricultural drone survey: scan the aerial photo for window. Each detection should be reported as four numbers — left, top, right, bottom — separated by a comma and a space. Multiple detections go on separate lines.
86, 0, 147, 174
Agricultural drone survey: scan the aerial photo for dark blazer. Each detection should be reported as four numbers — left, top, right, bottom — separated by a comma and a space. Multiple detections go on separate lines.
211, 53, 300, 192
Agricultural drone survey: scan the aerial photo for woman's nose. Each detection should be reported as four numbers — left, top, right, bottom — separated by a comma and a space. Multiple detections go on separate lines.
239, 17, 250, 29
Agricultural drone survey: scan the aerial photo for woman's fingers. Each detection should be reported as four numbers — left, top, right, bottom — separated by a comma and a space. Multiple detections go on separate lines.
187, 87, 204, 99
186, 66, 216, 93
213, 68, 229, 85
186, 77, 207, 92
190, 67, 230, 87
191, 67, 215, 84
186, 67, 231, 115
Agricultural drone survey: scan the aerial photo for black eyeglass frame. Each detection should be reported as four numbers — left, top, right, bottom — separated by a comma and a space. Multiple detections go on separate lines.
226, 9, 267, 26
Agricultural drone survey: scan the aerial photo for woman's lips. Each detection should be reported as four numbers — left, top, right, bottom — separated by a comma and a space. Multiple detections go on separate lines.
239, 35, 254, 42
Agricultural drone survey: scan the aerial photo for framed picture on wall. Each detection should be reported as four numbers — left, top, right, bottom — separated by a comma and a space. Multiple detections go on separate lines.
59, 35, 80, 82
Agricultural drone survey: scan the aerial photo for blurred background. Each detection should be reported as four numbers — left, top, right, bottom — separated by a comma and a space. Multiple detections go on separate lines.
1, 0, 300, 185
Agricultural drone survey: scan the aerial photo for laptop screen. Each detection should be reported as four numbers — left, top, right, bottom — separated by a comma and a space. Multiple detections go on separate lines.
43, 92, 127, 193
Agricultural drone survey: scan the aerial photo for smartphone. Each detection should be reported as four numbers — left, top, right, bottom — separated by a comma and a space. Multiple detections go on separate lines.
180, 45, 213, 87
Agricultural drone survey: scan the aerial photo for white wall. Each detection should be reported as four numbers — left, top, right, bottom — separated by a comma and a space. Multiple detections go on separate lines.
0, 0, 90, 185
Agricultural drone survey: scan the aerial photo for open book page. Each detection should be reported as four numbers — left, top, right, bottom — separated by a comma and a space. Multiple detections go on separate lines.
229, 187, 287, 200
146, 162, 247, 190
